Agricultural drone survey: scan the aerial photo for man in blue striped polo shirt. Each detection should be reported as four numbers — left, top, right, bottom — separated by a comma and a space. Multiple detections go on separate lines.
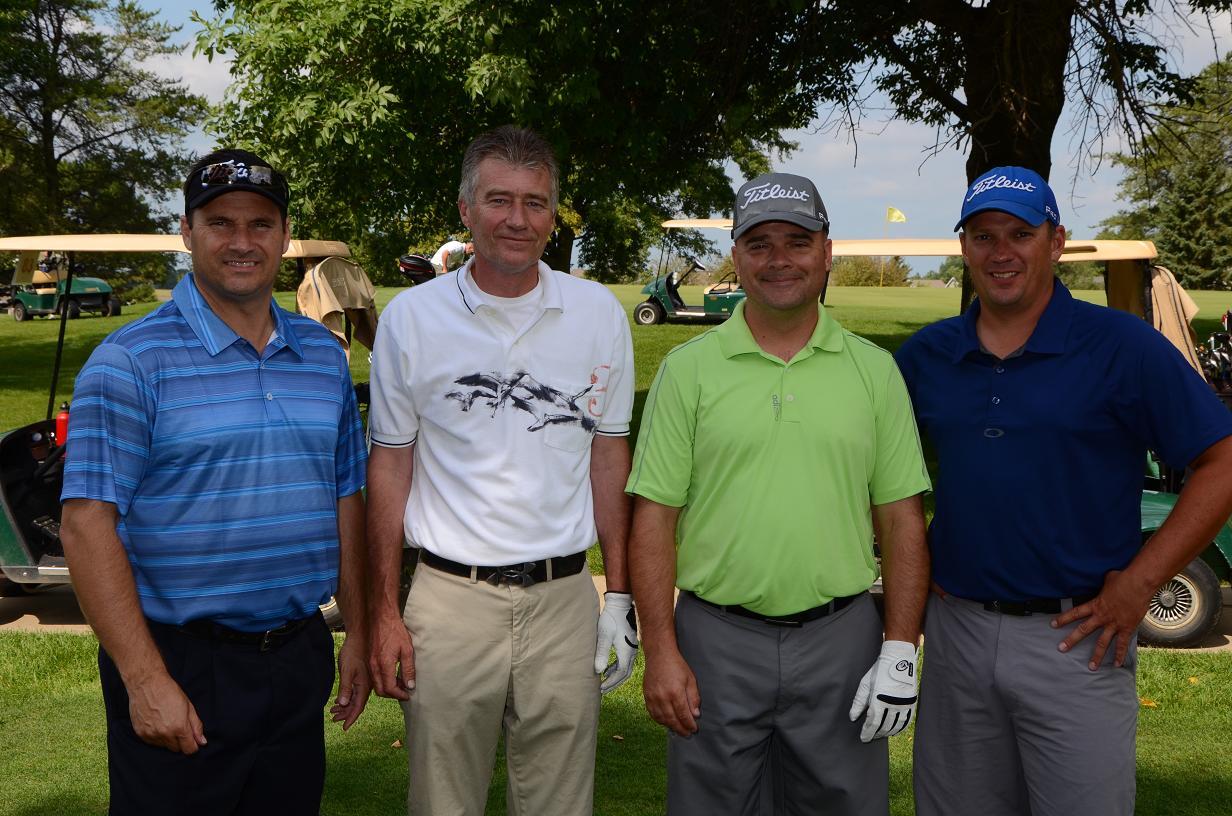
60, 148, 369, 815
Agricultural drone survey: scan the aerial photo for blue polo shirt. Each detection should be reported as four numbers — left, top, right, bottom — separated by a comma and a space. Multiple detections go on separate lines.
62, 274, 367, 631
895, 279, 1232, 601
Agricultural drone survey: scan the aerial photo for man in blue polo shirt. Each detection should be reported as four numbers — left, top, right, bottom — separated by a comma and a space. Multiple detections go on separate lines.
60, 148, 369, 815
896, 166, 1232, 816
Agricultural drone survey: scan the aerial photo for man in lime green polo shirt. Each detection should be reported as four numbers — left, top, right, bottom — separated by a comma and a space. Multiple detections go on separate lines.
627, 172, 931, 816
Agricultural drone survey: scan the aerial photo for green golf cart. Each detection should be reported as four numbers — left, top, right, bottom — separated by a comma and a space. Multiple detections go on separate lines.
634, 218, 745, 326
8, 270, 122, 321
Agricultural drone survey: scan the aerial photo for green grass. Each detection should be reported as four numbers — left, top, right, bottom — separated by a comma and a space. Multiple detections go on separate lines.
2, 633, 1228, 815
5, 284, 1232, 813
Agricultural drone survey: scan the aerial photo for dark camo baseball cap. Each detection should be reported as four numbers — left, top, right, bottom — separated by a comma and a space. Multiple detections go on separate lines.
732, 173, 829, 240
184, 148, 290, 216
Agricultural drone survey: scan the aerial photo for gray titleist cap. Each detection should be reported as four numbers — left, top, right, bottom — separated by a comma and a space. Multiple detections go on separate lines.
732, 172, 829, 240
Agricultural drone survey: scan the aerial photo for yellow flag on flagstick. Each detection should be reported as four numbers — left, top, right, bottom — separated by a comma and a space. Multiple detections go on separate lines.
886, 206, 907, 223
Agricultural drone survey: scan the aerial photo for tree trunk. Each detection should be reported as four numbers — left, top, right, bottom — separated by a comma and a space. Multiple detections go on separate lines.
958, 0, 1075, 313
543, 218, 575, 274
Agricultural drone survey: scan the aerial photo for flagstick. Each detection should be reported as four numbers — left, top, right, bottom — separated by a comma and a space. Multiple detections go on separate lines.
879, 213, 888, 287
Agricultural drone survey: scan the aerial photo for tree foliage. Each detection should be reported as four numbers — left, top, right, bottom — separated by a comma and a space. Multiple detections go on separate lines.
0, 0, 206, 286
197, 0, 1230, 292
1098, 58, 1232, 289
196, 0, 847, 281
804, 0, 1231, 309
830, 255, 911, 287
813, 1, 1229, 182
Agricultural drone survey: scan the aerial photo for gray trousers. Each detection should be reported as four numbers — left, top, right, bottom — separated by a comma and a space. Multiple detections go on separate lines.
913, 592, 1137, 816
668, 591, 888, 816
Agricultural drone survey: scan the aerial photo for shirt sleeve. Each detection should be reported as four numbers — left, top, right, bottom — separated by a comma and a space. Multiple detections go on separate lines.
334, 356, 367, 498
60, 343, 154, 515
596, 297, 634, 436
625, 353, 696, 507
1129, 327, 1232, 470
368, 296, 419, 448
869, 357, 932, 505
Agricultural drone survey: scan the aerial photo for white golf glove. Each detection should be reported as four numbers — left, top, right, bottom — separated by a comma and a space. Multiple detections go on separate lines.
594, 592, 638, 694
848, 640, 919, 743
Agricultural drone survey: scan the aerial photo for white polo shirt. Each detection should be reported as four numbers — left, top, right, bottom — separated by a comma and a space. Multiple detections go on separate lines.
369, 260, 634, 564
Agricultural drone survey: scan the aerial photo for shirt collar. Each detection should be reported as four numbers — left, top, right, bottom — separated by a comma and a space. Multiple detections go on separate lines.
455, 259, 563, 316
952, 277, 1073, 363
172, 273, 301, 359
715, 300, 845, 360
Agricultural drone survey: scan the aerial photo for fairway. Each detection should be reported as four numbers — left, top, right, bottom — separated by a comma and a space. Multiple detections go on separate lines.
8, 283, 1231, 430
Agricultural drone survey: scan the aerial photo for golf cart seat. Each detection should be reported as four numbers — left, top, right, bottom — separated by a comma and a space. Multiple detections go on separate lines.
0, 420, 66, 565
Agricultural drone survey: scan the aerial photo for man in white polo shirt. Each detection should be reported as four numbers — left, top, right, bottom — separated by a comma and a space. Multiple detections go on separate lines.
366, 125, 638, 816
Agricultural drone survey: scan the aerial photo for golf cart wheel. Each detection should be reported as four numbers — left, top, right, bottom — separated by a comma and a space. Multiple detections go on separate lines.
1138, 556, 1223, 648
0, 576, 37, 597
11, 301, 28, 322
634, 300, 665, 326
103, 297, 122, 317
65, 299, 81, 319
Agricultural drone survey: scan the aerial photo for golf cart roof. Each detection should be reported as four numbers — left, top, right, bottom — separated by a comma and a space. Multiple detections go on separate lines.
831, 239, 1157, 264
0, 234, 351, 258
658, 222, 1157, 264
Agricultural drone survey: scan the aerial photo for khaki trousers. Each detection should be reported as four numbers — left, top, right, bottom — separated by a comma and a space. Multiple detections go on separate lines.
401, 562, 600, 816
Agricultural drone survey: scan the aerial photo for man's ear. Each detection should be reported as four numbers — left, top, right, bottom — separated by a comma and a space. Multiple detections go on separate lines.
180, 214, 192, 250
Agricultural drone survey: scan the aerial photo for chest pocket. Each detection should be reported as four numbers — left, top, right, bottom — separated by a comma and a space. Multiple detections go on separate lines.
533, 375, 599, 451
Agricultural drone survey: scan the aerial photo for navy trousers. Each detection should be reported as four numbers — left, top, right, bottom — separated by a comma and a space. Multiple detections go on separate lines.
98, 614, 335, 816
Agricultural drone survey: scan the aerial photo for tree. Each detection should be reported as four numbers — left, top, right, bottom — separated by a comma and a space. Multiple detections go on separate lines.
807, 0, 1231, 308
0, 0, 206, 249
1098, 58, 1232, 289
831, 256, 911, 287
195, 0, 848, 280
199, 0, 1229, 291
913, 255, 964, 282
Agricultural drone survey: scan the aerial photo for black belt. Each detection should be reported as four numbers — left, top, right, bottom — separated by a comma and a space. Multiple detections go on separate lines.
421, 549, 587, 587
688, 591, 863, 628
176, 613, 318, 652
979, 594, 1097, 617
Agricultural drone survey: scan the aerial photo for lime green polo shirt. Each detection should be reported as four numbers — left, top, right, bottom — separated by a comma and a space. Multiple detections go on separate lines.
627, 302, 930, 616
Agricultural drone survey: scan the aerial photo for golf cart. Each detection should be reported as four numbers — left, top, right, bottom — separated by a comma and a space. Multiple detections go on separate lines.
837, 237, 1229, 647
3, 251, 122, 321
634, 218, 745, 326
0, 234, 353, 607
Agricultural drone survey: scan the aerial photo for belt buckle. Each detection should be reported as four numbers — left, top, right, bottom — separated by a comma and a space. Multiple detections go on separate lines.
487, 562, 536, 587
259, 629, 275, 652
986, 600, 1030, 616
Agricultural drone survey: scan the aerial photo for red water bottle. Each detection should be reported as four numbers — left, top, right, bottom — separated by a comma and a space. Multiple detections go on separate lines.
55, 401, 70, 446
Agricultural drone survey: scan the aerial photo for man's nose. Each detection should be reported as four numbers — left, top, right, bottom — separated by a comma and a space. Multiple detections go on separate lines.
228, 226, 257, 250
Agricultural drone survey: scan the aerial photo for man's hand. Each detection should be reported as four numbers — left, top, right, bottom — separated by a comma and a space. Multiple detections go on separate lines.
594, 592, 639, 694
643, 648, 701, 737
331, 634, 373, 730
848, 640, 918, 743
127, 671, 207, 754
1052, 569, 1151, 670
368, 611, 415, 700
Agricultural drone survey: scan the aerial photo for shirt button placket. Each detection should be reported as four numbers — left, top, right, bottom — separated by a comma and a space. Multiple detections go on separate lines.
985, 362, 1005, 438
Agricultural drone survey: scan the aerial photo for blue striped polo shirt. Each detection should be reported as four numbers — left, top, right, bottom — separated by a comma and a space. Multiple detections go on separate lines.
62, 274, 366, 631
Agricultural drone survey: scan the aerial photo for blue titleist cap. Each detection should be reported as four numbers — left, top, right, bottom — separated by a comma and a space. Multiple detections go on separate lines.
954, 166, 1060, 232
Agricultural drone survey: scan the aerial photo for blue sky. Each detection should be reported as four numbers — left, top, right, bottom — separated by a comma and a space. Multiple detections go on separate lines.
147, 1, 1229, 271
